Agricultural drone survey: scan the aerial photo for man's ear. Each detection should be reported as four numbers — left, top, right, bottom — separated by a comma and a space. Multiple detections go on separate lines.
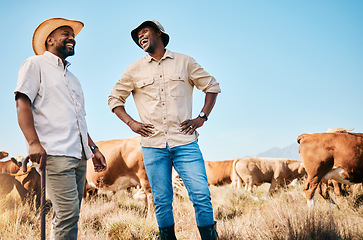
46, 36, 54, 49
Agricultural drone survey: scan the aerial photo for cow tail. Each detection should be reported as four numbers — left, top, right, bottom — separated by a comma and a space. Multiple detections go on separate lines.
233, 159, 242, 180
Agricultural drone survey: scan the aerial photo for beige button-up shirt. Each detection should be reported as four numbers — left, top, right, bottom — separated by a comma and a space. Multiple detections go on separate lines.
15, 51, 93, 159
108, 49, 221, 148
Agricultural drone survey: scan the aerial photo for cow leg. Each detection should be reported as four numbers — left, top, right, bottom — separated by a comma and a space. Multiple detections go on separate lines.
317, 182, 331, 200
34, 190, 41, 210
231, 176, 239, 188
237, 177, 242, 188
245, 176, 254, 193
333, 181, 347, 197
332, 180, 343, 197
268, 178, 278, 196
146, 193, 154, 219
317, 182, 328, 199
244, 176, 259, 201
304, 175, 321, 207
317, 182, 338, 208
137, 167, 154, 218
139, 176, 154, 218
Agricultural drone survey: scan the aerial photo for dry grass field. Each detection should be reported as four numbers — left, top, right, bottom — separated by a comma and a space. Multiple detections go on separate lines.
1, 182, 363, 240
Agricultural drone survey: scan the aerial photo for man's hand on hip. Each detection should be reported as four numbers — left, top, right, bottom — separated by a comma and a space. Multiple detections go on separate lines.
129, 121, 155, 137
180, 118, 205, 135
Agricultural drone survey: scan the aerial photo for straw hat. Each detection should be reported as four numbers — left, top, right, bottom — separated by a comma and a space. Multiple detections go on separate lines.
131, 20, 169, 48
32, 18, 84, 55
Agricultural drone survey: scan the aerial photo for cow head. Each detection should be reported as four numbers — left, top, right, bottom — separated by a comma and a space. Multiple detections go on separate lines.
11, 157, 23, 168
0, 151, 9, 159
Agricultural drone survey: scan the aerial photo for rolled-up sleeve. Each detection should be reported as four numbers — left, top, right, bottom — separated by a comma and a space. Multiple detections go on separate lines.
188, 57, 221, 94
15, 58, 41, 102
108, 71, 135, 112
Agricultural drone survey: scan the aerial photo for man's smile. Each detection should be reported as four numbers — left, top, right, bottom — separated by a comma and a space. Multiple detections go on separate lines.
140, 38, 148, 48
65, 42, 75, 50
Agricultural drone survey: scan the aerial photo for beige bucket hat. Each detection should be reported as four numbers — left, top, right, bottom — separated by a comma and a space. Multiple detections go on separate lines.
131, 20, 169, 48
32, 18, 84, 55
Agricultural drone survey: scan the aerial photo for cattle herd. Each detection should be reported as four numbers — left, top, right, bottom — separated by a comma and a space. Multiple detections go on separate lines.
1, 128, 363, 214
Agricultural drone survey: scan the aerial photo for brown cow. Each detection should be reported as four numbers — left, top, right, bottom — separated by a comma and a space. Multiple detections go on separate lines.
297, 132, 363, 207
0, 157, 22, 174
14, 166, 41, 209
234, 157, 306, 200
85, 137, 153, 216
0, 173, 29, 203
204, 160, 238, 187
0, 151, 9, 159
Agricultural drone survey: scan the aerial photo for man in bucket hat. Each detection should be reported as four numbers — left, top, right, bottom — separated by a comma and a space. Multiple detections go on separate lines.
15, 18, 107, 240
109, 20, 220, 239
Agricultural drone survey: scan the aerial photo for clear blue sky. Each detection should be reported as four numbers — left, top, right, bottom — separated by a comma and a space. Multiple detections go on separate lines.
1, 1, 362, 161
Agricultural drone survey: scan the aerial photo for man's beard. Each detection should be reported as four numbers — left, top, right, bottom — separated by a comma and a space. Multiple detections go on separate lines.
144, 43, 155, 54
57, 40, 75, 57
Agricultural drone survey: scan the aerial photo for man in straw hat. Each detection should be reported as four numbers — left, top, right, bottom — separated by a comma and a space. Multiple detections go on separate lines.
15, 18, 107, 239
109, 20, 220, 239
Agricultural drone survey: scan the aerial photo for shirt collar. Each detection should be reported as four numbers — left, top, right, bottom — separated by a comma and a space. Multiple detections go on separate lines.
146, 49, 174, 62
43, 51, 71, 68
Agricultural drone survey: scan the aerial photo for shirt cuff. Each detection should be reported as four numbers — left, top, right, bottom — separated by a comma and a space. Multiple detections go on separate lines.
203, 84, 221, 94
108, 97, 125, 112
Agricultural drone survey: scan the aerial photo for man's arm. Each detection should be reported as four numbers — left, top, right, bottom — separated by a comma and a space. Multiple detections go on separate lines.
180, 92, 218, 135
16, 93, 47, 170
113, 106, 154, 137
87, 133, 107, 172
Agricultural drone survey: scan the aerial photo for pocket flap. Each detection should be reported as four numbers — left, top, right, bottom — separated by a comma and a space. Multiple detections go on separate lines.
169, 74, 186, 81
135, 78, 155, 88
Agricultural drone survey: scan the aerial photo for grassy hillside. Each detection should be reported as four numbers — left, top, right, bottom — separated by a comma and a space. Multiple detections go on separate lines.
1, 182, 362, 239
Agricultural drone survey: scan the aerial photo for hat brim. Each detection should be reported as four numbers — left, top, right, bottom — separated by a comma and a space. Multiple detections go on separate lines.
131, 21, 169, 49
32, 18, 84, 55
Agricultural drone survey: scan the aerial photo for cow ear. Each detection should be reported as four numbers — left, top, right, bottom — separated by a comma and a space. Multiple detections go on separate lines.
11, 157, 19, 166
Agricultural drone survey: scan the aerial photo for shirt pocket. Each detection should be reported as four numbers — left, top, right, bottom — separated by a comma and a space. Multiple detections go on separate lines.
135, 78, 157, 99
169, 74, 186, 97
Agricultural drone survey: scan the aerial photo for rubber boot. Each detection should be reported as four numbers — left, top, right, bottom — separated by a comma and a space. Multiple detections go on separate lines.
198, 221, 218, 240
159, 224, 177, 240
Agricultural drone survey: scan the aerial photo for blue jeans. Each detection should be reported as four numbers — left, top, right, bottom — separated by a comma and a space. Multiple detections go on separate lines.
142, 140, 214, 228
